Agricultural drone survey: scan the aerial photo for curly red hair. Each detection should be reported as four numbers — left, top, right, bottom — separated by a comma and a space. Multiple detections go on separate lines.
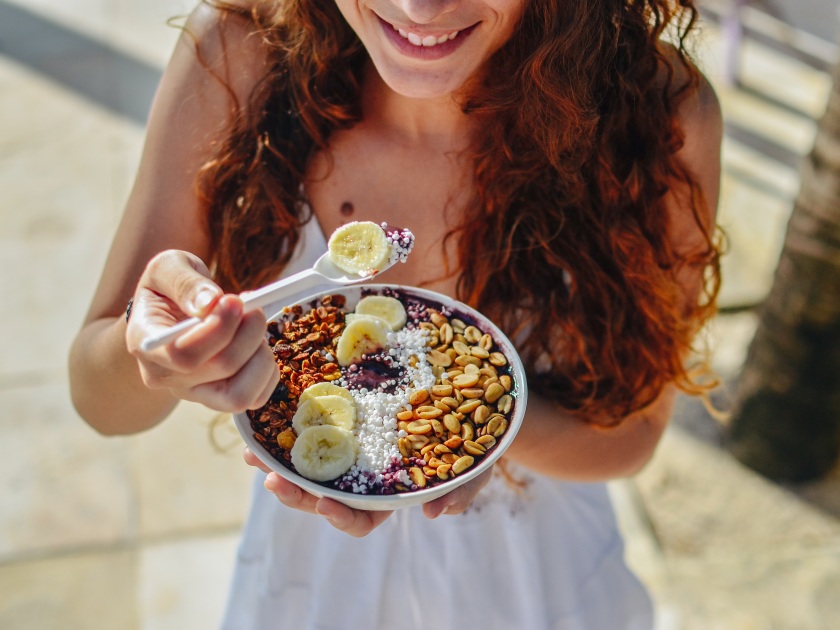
196, 0, 722, 425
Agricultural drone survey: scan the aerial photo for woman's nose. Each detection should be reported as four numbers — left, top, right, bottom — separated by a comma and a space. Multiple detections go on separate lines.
396, 0, 458, 24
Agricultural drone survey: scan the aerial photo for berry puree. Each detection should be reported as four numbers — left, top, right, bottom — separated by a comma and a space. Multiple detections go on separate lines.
344, 355, 406, 394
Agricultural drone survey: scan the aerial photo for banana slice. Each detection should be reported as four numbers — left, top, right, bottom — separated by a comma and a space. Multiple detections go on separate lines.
345, 312, 393, 329
298, 382, 355, 406
327, 221, 391, 276
292, 395, 357, 434
335, 317, 390, 366
290, 425, 358, 482
354, 295, 407, 330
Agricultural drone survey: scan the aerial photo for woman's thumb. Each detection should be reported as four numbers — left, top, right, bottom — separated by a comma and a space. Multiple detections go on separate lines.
144, 250, 223, 317
187, 284, 223, 317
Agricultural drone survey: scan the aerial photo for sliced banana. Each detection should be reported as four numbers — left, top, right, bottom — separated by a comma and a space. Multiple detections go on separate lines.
335, 317, 390, 366
298, 382, 355, 406
354, 295, 407, 330
292, 395, 357, 434
290, 425, 358, 482
345, 312, 393, 329
327, 221, 391, 276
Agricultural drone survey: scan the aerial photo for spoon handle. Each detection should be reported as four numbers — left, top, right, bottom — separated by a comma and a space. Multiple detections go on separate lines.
240, 268, 321, 311
139, 315, 203, 352
139, 267, 322, 353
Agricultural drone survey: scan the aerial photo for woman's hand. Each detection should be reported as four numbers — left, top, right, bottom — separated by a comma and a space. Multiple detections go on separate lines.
244, 447, 494, 537
125, 250, 279, 413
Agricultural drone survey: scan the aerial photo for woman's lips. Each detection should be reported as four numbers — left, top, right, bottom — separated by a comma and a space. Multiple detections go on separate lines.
377, 16, 477, 60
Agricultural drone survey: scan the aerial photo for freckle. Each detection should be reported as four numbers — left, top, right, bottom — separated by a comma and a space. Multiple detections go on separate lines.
340, 201, 354, 217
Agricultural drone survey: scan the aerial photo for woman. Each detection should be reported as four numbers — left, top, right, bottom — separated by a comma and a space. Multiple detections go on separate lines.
69, 0, 722, 627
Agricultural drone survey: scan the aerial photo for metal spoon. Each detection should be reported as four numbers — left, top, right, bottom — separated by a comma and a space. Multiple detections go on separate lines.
139, 252, 394, 352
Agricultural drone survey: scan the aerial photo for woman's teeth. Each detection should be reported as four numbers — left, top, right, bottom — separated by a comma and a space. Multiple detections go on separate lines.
396, 27, 459, 47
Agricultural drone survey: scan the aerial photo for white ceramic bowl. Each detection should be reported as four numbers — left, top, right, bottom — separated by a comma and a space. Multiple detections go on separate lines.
233, 285, 528, 511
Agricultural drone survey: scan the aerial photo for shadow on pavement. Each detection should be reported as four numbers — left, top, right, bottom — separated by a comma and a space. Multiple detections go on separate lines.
0, 0, 161, 124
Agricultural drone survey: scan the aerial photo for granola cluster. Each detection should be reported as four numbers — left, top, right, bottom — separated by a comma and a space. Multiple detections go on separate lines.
248, 296, 348, 463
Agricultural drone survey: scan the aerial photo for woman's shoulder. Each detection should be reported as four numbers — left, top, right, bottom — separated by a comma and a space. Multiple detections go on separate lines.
654, 43, 723, 197
658, 43, 723, 153
186, 0, 271, 39
656, 45, 723, 242
178, 1, 276, 105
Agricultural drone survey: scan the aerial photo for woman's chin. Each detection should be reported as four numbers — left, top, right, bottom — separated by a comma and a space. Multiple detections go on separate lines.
374, 65, 472, 101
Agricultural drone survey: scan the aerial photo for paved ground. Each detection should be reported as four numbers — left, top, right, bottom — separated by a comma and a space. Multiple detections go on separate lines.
1, 1, 839, 628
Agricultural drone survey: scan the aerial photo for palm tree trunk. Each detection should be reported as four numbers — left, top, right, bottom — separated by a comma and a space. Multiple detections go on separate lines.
727, 60, 840, 482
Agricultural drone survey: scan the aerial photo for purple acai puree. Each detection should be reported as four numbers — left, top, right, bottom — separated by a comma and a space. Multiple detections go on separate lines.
335, 457, 407, 495
343, 352, 408, 395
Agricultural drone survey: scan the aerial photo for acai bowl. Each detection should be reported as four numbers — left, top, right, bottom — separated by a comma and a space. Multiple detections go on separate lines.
234, 285, 528, 511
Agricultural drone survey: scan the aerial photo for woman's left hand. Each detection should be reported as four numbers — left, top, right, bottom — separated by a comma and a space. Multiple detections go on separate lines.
244, 447, 493, 537
420, 466, 493, 519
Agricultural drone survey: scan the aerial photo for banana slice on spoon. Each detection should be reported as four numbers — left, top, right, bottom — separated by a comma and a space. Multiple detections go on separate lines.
327, 221, 393, 277
141, 221, 414, 352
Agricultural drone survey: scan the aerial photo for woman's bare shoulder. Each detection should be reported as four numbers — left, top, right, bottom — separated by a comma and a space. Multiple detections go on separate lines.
658, 44, 723, 173
177, 1, 275, 106
655, 45, 723, 214
677, 71, 723, 169
653, 45, 723, 258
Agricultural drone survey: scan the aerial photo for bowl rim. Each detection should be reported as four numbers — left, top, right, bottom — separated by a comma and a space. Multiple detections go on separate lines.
233, 284, 528, 509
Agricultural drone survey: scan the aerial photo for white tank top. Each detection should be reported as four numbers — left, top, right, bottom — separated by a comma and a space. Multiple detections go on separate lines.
221, 218, 654, 630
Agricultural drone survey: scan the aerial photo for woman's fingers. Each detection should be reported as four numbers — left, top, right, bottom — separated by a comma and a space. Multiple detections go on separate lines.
187, 344, 279, 412
142, 250, 222, 318
135, 295, 245, 381
254, 454, 492, 534
315, 499, 394, 538
181, 309, 279, 412
422, 467, 494, 519
129, 257, 279, 412
256, 462, 394, 537
126, 250, 227, 361
263, 472, 321, 513
243, 447, 272, 474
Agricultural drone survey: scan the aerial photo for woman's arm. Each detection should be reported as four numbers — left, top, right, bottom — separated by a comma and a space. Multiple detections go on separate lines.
504, 70, 724, 481
69, 3, 276, 435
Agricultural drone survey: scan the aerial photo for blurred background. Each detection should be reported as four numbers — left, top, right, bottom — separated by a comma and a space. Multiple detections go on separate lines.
1, 0, 840, 628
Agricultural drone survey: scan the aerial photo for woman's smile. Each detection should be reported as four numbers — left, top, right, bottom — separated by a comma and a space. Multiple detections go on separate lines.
375, 14, 479, 60
336, 0, 526, 98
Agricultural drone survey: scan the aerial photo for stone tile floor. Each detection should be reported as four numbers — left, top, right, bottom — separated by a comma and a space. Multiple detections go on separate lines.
1, 1, 839, 628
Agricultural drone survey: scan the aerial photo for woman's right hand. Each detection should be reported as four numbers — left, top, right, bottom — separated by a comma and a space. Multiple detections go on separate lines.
125, 250, 280, 413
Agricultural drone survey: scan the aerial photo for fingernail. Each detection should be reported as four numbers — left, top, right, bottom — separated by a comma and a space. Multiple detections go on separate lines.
429, 505, 449, 520
192, 288, 218, 314
263, 473, 281, 493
